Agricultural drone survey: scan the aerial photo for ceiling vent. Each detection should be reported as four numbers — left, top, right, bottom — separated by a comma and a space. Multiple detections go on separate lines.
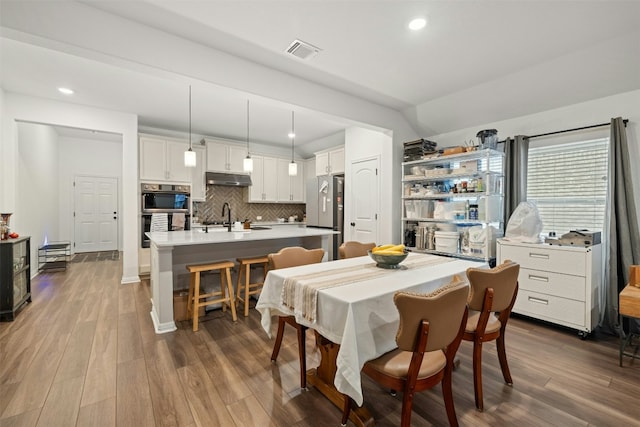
286, 39, 321, 60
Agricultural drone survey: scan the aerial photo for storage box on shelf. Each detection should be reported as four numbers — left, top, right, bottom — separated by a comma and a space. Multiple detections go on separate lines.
496, 239, 601, 338
401, 149, 504, 262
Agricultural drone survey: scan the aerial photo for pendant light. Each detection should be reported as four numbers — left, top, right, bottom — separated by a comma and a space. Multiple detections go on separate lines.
184, 85, 196, 168
243, 99, 253, 173
288, 111, 297, 176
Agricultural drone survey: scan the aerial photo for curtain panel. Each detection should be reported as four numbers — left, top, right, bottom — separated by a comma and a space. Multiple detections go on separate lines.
503, 135, 529, 223
602, 117, 640, 334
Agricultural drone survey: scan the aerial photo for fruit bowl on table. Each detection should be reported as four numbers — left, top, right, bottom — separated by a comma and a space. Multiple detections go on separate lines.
368, 249, 409, 269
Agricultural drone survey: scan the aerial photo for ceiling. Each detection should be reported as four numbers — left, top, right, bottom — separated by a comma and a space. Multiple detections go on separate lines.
1, 1, 639, 155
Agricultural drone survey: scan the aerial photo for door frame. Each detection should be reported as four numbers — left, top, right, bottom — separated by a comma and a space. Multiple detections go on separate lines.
73, 174, 120, 254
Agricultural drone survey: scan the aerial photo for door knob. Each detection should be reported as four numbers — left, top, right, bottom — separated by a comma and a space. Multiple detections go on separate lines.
350, 222, 355, 227
113, 216, 117, 220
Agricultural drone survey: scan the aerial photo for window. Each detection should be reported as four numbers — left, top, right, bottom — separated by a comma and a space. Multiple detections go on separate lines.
526, 138, 608, 236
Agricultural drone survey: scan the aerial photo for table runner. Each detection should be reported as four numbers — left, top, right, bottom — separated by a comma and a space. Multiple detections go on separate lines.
281, 255, 453, 322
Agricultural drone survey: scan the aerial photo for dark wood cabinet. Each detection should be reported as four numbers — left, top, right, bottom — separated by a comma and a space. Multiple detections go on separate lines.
0, 236, 31, 321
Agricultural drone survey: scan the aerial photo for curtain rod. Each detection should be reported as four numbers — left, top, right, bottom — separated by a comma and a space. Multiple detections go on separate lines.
525, 118, 628, 140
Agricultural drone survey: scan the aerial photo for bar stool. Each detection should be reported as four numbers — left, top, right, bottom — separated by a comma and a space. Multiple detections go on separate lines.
236, 255, 269, 317
186, 260, 237, 331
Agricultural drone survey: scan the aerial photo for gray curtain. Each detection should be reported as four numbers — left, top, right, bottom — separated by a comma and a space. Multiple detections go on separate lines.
602, 117, 640, 334
503, 135, 529, 223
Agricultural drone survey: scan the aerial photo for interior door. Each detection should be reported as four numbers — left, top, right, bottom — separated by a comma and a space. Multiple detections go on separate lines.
350, 158, 379, 244
74, 176, 118, 252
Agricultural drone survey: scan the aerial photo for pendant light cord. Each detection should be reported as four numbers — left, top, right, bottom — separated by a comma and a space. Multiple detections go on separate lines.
291, 111, 295, 162
247, 100, 250, 154
188, 85, 192, 151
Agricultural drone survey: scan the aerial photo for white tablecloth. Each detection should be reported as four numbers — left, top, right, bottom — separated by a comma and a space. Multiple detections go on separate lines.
256, 252, 487, 406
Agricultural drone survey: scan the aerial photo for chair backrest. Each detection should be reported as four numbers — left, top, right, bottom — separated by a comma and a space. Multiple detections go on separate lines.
268, 246, 325, 270
394, 276, 470, 352
338, 241, 376, 259
466, 260, 520, 312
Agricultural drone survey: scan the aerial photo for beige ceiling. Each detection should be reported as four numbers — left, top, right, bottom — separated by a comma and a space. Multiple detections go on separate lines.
2, 0, 639, 153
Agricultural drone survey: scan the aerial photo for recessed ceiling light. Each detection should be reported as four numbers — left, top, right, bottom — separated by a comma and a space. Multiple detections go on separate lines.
288, 132, 296, 139
408, 18, 427, 31
58, 87, 74, 95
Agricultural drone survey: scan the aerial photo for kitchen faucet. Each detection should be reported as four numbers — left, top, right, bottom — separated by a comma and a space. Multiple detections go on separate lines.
222, 202, 231, 232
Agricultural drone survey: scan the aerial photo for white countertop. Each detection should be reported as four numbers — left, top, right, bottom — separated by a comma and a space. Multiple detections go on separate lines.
147, 226, 337, 247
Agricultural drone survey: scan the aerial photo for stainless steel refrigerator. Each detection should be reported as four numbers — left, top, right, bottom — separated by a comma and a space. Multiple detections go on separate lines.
306, 174, 344, 260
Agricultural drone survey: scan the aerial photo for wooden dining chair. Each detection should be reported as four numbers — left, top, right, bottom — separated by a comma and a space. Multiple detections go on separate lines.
342, 276, 470, 427
268, 246, 325, 389
338, 241, 376, 259
463, 260, 520, 411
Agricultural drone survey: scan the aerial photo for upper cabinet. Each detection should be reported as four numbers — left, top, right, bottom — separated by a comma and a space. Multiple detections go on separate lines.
247, 156, 278, 203
139, 135, 190, 182
206, 140, 248, 173
315, 147, 345, 176
276, 159, 305, 203
190, 145, 206, 201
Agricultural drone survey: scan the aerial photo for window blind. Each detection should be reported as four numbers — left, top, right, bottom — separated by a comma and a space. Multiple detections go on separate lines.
526, 138, 608, 236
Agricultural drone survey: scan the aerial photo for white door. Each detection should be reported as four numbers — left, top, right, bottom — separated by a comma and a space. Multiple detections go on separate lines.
74, 176, 118, 253
350, 158, 378, 243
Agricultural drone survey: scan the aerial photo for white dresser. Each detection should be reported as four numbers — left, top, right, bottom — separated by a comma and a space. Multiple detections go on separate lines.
496, 239, 602, 338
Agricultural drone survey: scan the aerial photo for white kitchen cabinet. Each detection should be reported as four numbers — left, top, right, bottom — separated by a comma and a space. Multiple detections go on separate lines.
190, 145, 206, 201
496, 239, 601, 338
276, 159, 305, 203
139, 135, 190, 182
315, 147, 345, 176
247, 156, 277, 202
206, 140, 247, 173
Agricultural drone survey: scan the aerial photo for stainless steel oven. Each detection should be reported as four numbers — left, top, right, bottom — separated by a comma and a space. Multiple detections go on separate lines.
141, 183, 191, 248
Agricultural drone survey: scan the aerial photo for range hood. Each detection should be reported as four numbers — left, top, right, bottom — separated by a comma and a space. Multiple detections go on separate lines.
206, 172, 252, 187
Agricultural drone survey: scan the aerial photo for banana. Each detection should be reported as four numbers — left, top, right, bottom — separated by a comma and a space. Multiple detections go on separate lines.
372, 244, 405, 254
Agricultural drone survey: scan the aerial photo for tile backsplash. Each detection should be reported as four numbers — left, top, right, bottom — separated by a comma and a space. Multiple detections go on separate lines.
193, 186, 305, 223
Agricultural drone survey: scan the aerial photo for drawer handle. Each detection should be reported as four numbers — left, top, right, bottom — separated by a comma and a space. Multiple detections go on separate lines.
529, 252, 549, 259
528, 296, 549, 305
529, 274, 549, 282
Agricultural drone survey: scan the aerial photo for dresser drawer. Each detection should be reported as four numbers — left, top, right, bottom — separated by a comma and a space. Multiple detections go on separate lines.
518, 268, 586, 301
514, 290, 585, 327
500, 244, 586, 276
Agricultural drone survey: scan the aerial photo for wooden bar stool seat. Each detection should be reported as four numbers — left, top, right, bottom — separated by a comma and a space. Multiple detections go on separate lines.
236, 255, 269, 317
186, 260, 237, 331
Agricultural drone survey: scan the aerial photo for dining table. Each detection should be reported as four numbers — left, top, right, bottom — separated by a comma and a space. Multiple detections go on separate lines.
256, 252, 487, 426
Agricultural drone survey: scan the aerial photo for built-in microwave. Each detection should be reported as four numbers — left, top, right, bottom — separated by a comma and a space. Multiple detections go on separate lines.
141, 183, 190, 213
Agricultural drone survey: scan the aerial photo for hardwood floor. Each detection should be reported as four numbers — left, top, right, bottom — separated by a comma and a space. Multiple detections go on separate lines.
2, 255, 640, 426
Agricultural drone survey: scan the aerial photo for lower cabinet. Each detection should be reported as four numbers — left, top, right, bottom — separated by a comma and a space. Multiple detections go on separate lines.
0, 236, 31, 321
496, 239, 601, 337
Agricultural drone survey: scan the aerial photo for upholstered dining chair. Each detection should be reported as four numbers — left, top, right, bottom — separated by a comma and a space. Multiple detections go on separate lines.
342, 276, 470, 427
268, 246, 325, 389
338, 241, 376, 259
463, 260, 520, 411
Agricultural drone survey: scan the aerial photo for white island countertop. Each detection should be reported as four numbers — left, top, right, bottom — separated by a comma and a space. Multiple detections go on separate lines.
147, 226, 336, 247
147, 226, 337, 334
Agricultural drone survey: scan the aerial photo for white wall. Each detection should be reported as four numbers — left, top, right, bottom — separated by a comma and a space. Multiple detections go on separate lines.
428, 89, 640, 230
58, 135, 123, 248
344, 127, 396, 245
1, 93, 139, 284
17, 123, 60, 272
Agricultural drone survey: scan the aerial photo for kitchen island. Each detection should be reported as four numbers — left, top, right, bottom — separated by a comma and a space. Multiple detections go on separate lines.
147, 226, 338, 334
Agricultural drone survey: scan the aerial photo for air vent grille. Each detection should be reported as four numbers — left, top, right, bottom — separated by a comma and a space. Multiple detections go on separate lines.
286, 39, 321, 60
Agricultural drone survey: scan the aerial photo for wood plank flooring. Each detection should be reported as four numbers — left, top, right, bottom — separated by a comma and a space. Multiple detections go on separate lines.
1, 254, 640, 426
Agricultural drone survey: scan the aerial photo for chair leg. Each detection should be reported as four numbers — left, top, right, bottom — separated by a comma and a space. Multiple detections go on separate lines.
297, 324, 308, 389
192, 273, 201, 332
235, 264, 244, 309
271, 317, 286, 362
243, 264, 250, 317
186, 272, 194, 320
224, 267, 237, 322
472, 339, 484, 411
496, 332, 513, 385
441, 365, 459, 427
341, 394, 351, 426
400, 386, 415, 427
